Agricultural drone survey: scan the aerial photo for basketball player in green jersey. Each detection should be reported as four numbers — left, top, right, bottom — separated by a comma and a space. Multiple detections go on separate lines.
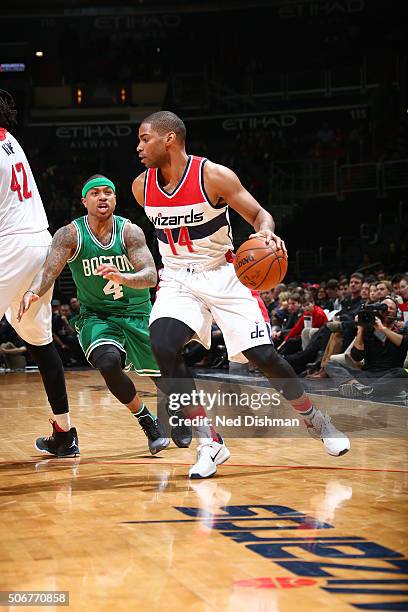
18, 174, 175, 455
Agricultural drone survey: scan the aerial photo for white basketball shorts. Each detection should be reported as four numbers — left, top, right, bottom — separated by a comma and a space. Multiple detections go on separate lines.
150, 262, 271, 363
0, 231, 53, 345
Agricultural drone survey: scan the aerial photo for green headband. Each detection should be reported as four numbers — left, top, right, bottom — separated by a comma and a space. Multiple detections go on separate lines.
82, 177, 116, 198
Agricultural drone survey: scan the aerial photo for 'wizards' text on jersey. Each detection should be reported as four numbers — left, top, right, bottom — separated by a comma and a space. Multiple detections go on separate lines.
144, 156, 233, 269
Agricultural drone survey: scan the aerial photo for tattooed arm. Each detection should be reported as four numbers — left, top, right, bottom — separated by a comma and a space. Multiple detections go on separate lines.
17, 224, 77, 320
96, 222, 157, 289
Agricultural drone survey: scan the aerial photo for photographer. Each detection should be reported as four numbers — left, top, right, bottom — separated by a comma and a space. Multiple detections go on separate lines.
325, 298, 408, 399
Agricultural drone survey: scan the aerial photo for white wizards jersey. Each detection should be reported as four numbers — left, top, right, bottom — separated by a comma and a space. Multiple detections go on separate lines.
144, 155, 234, 270
0, 129, 48, 239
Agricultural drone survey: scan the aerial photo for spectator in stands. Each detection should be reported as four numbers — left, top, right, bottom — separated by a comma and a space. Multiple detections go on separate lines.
377, 280, 393, 300
338, 279, 349, 301
398, 276, 408, 317
392, 274, 402, 294
361, 280, 371, 303
271, 290, 290, 329
330, 275, 372, 353
270, 283, 287, 311
325, 279, 342, 311
281, 293, 303, 336
325, 298, 408, 399
51, 299, 86, 366
316, 286, 330, 310
60, 303, 74, 322
280, 293, 328, 355
338, 273, 364, 322
69, 297, 80, 316
328, 271, 366, 346
368, 283, 380, 304
303, 283, 318, 303
51, 300, 72, 366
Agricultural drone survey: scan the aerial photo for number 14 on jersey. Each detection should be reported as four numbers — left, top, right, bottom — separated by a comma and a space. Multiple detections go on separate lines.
165, 227, 195, 255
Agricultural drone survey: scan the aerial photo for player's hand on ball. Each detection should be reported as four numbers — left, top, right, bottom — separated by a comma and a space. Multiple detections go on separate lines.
17, 291, 40, 321
249, 230, 287, 254
96, 264, 124, 284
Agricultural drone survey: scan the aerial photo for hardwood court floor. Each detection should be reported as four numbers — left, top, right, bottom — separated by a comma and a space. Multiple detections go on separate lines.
0, 370, 407, 611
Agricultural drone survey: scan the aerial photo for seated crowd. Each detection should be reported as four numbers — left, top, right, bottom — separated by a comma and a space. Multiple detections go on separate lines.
2, 271, 408, 403
184, 270, 408, 401
0, 296, 87, 371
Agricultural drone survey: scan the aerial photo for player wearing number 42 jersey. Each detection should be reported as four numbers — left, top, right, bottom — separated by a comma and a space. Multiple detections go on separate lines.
0, 89, 78, 457
19, 174, 191, 454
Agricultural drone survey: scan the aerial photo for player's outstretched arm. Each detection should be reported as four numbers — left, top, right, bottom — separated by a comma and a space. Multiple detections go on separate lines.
96, 222, 157, 289
203, 161, 286, 253
17, 224, 77, 320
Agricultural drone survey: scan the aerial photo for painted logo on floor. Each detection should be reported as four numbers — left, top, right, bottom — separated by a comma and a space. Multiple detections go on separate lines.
125, 504, 408, 609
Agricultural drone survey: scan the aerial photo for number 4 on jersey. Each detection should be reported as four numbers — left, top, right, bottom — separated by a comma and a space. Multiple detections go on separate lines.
165, 226, 195, 255
103, 280, 124, 300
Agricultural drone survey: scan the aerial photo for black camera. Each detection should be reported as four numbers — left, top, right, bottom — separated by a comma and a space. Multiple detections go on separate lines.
357, 303, 388, 328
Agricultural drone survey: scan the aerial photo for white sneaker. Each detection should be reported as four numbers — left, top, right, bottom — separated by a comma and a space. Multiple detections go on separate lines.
306, 408, 350, 456
189, 438, 231, 479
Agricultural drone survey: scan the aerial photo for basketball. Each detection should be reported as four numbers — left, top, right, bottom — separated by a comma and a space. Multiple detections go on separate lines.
234, 237, 288, 290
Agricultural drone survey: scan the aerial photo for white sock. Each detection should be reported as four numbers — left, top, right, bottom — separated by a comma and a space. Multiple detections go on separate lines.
54, 412, 70, 432
197, 436, 214, 445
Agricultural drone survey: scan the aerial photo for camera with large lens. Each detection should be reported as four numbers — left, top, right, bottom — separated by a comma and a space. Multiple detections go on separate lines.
357, 303, 388, 328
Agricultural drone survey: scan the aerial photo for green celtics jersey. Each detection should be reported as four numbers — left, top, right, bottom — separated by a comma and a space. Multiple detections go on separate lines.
67, 215, 151, 316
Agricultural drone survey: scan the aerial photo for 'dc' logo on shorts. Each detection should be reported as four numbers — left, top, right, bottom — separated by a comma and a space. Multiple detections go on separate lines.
250, 322, 265, 339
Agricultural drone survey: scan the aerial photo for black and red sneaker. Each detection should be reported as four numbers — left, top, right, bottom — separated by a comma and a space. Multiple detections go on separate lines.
35, 419, 80, 457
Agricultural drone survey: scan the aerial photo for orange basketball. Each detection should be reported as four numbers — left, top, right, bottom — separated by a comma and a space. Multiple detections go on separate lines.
234, 237, 288, 291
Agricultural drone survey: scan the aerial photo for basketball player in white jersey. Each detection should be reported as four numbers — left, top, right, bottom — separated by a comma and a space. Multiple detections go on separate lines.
132, 110, 350, 479
0, 90, 79, 457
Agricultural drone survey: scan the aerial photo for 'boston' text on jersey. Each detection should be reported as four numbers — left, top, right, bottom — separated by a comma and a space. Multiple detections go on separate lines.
82, 254, 134, 277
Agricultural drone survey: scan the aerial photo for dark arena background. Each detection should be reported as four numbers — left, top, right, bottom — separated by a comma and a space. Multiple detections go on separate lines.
0, 1, 407, 611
